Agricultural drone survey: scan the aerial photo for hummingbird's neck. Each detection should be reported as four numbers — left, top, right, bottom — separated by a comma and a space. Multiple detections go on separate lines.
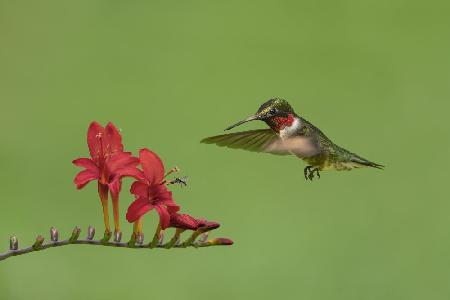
265, 113, 296, 133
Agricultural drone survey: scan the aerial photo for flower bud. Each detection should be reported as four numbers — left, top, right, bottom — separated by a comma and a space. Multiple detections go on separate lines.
136, 233, 144, 245
114, 230, 122, 243
127, 233, 137, 247
87, 226, 95, 240
9, 236, 18, 251
209, 238, 233, 246
101, 229, 112, 243
158, 232, 165, 246
32, 235, 45, 250
197, 232, 209, 244
50, 227, 59, 242
197, 219, 220, 232
169, 213, 199, 230
69, 226, 81, 243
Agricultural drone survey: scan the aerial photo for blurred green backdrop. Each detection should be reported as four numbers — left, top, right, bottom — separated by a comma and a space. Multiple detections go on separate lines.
1, 1, 449, 299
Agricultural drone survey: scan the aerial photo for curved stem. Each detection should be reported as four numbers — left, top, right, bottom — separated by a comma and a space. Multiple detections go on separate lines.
150, 223, 162, 248
0, 236, 230, 262
164, 228, 184, 248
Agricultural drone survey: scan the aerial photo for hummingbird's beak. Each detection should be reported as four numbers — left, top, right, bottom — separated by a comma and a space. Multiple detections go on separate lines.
224, 115, 260, 131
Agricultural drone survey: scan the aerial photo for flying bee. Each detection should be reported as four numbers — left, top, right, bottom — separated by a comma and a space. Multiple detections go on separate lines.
167, 176, 188, 187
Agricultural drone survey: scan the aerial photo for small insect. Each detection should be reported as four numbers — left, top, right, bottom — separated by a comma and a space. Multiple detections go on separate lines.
167, 176, 188, 187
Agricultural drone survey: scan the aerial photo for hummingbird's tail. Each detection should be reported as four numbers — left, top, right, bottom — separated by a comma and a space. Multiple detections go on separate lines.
350, 155, 384, 169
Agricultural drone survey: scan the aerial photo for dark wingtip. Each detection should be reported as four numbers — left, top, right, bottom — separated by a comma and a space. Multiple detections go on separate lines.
351, 157, 385, 170
363, 161, 385, 170
370, 163, 385, 170
200, 136, 218, 144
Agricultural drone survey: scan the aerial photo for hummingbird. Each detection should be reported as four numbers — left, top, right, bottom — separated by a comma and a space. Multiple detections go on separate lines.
201, 98, 383, 180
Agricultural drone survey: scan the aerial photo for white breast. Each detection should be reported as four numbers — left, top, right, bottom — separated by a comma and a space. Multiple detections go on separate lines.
279, 117, 301, 139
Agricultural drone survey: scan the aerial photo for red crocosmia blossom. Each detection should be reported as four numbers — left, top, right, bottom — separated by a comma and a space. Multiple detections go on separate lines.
168, 213, 200, 230
126, 148, 180, 229
197, 219, 221, 231
73, 121, 141, 234
209, 238, 234, 246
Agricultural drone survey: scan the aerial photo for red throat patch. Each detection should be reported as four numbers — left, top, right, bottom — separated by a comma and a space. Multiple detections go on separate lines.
271, 114, 295, 132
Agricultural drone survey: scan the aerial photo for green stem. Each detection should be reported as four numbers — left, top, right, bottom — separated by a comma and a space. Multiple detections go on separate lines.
0, 237, 230, 262
149, 224, 162, 248
163, 229, 185, 249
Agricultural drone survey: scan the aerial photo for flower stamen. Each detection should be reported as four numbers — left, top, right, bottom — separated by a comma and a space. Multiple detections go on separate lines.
164, 166, 180, 178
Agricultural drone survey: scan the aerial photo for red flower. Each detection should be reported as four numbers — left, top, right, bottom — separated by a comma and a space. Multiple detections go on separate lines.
197, 219, 221, 231
168, 213, 200, 230
167, 213, 221, 231
209, 238, 234, 246
126, 148, 180, 229
73, 121, 141, 234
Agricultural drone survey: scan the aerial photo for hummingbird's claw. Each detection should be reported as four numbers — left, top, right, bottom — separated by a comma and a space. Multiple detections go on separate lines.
304, 166, 310, 180
304, 166, 320, 181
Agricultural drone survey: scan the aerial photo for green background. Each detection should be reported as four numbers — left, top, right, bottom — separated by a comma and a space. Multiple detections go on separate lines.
1, 1, 449, 299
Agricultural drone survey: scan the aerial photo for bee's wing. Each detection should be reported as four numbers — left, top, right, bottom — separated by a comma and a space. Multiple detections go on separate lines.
201, 129, 291, 156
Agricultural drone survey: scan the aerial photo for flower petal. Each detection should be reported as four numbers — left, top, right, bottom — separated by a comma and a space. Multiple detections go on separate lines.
98, 182, 109, 202
139, 148, 165, 185
197, 219, 221, 231
87, 122, 105, 160
148, 185, 172, 202
169, 213, 199, 230
158, 196, 179, 211
108, 179, 122, 200
112, 167, 144, 183
105, 122, 124, 154
126, 197, 154, 223
130, 181, 149, 198
155, 205, 171, 230
167, 204, 180, 214
106, 152, 139, 173
159, 191, 175, 203
74, 169, 99, 189
72, 158, 98, 171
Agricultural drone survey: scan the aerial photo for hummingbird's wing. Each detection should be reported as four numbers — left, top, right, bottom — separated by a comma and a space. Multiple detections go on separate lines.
201, 129, 320, 157
201, 129, 290, 155
267, 135, 321, 158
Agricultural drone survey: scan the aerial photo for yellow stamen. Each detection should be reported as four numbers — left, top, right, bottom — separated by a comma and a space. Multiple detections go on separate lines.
164, 166, 179, 178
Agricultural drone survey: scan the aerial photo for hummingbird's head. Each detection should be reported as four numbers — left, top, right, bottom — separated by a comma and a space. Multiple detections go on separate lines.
225, 98, 296, 132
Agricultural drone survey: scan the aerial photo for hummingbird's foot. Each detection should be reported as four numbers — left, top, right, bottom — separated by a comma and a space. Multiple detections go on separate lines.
304, 166, 320, 181
304, 166, 312, 180
314, 168, 321, 179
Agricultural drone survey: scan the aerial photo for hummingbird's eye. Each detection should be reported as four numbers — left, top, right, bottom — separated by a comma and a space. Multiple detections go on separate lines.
269, 108, 277, 115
